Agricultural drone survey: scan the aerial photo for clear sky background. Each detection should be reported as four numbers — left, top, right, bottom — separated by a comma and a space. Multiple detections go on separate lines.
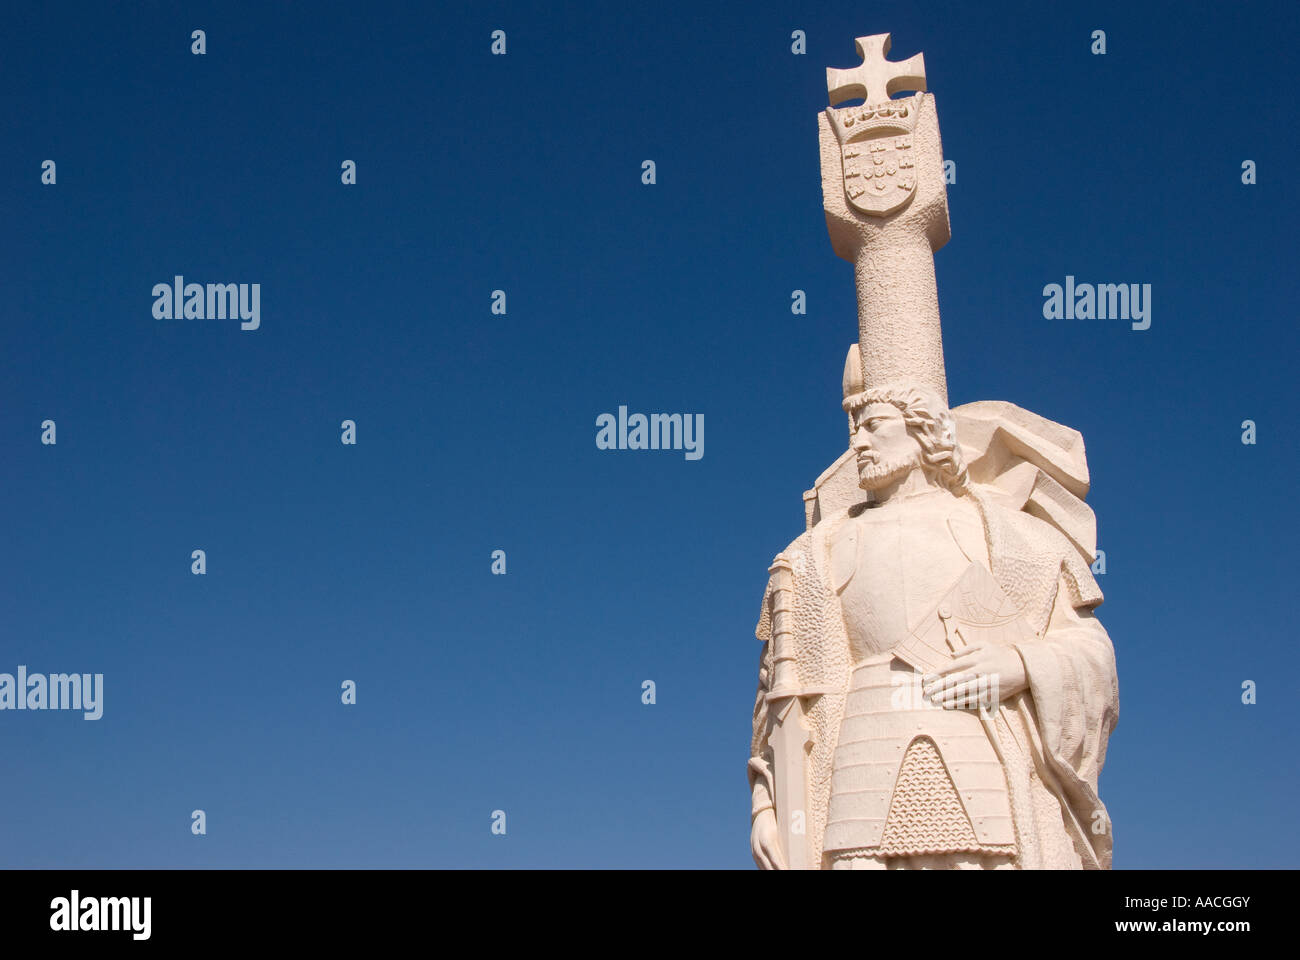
2, 0, 1297, 868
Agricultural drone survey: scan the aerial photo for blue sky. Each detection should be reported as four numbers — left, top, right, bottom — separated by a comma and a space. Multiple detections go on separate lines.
1, 0, 1297, 867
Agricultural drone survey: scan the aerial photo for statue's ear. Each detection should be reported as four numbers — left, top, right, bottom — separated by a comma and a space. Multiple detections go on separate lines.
828, 521, 858, 594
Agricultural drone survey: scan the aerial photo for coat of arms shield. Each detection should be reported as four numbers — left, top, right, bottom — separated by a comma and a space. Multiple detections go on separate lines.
842, 134, 917, 217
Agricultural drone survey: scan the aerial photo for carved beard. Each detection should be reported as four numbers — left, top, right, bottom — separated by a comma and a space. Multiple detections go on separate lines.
857, 452, 920, 492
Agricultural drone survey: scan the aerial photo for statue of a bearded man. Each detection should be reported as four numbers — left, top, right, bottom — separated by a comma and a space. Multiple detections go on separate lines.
748, 363, 1119, 870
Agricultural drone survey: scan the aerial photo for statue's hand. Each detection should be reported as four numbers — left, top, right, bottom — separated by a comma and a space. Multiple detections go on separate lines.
751, 808, 788, 870
923, 642, 1028, 709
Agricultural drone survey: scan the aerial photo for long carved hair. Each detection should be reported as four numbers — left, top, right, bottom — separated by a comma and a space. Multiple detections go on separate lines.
851, 382, 970, 494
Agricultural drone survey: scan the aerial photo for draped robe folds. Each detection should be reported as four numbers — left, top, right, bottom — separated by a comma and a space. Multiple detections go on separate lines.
749, 404, 1120, 869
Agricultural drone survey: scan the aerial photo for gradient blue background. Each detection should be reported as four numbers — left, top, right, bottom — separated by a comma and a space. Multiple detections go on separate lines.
2, 0, 1296, 867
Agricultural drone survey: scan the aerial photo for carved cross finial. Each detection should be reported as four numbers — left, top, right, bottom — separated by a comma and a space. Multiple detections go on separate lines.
826, 33, 926, 106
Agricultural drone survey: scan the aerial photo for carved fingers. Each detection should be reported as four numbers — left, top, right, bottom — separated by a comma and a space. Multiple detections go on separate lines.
751, 809, 788, 870
922, 642, 1027, 708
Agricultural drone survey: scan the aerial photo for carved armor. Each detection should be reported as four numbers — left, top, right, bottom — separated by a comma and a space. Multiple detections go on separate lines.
823, 655, 1016, 857
821, 493, 1016, 859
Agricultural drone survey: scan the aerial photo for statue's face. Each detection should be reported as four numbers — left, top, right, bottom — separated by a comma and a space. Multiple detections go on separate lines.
851, 402, 923, 491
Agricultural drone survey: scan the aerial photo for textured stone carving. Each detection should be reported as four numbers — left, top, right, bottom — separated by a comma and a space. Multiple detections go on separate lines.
748, 35, 1119, 871
824, 35, 926, 219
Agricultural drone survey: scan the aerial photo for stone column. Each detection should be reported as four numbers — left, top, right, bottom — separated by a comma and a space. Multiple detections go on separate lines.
817, 35, 952, 405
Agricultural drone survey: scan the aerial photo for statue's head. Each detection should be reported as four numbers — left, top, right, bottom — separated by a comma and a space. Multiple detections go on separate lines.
842, 382, 968, 495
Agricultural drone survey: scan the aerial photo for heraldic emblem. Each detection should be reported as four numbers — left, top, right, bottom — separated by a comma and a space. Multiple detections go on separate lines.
825, 34, 927, 218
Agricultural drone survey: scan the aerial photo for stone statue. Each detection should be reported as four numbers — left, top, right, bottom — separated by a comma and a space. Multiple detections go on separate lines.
748, 35, 1119, 870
